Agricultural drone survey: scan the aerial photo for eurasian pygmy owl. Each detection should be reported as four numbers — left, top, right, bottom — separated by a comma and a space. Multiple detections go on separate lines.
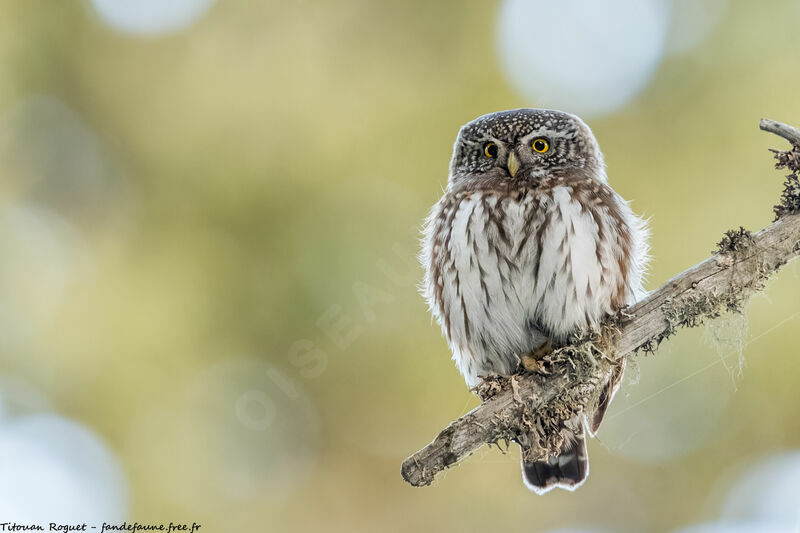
421, 109, 648, 493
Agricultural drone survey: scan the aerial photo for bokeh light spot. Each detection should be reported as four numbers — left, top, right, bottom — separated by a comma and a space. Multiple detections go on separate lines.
89, 0, 215, 35
719, 451, 800, 528
0, 204, 94, 350
496, 0, 670, 117
0, 386, 128, 524
0, 95, 135, 233
235, 389, 278, 431
665, 0, 727, 56
673, 522, 797, 533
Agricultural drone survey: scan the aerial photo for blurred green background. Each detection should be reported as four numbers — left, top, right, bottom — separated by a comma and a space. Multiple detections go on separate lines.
0, 1, 798, 532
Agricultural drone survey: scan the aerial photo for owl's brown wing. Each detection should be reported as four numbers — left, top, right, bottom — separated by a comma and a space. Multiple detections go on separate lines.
590, 358, 626, 435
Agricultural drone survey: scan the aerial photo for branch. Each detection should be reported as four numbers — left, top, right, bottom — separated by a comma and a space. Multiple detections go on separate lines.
760, 118, 800, 146
401, 119, 800, 488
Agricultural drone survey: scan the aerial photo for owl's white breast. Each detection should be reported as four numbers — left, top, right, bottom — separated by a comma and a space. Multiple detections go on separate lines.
422, 183, 647, 387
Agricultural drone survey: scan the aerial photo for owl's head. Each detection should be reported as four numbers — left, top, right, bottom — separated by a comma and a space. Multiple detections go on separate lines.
448, 109, 606, 189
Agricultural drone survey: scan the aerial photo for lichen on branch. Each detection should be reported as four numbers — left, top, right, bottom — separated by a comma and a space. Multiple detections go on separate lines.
771, 148, 800, 219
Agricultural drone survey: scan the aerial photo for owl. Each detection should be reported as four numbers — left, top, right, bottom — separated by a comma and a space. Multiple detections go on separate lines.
421, 109, 648, 494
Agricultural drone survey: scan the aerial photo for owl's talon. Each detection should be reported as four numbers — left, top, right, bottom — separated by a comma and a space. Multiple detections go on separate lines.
521, 354, 538, 372
521, 340, 554, 372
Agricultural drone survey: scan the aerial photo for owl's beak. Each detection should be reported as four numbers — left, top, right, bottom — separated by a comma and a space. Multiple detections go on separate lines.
507, 152, 520, 178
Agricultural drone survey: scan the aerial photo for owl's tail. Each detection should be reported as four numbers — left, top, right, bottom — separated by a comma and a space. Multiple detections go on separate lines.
520, 421, 588, 494
520, 361, 624, 494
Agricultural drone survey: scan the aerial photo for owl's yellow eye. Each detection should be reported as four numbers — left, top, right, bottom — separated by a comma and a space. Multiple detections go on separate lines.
532, 137, 550, 153
484, 142, 498, 158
